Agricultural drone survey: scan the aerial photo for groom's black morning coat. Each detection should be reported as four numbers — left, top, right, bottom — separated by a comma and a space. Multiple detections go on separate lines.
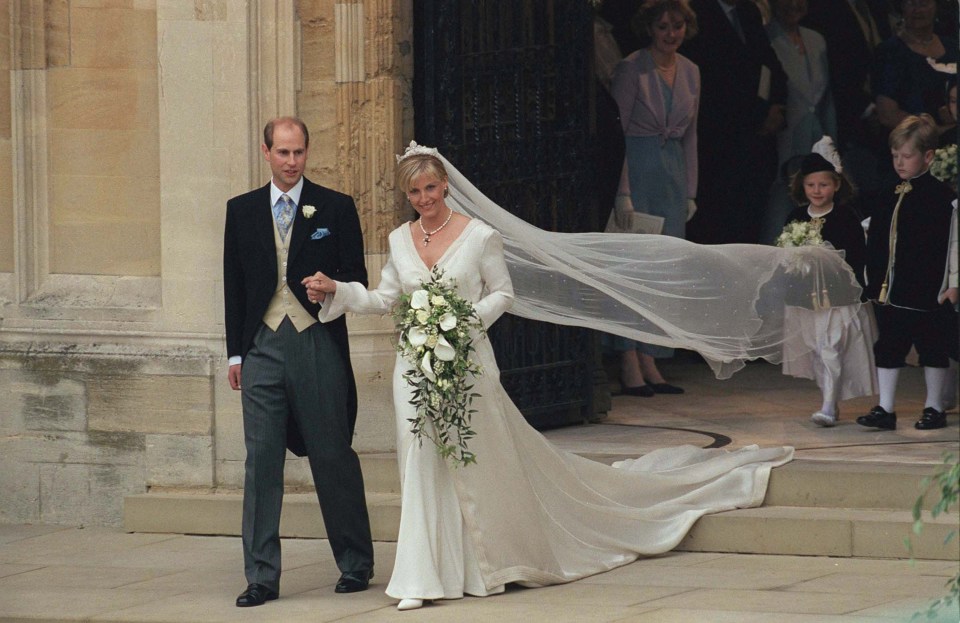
223, 176, 368, 454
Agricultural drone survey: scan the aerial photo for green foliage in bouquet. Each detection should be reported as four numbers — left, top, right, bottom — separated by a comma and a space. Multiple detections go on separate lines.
393, 267, 485, 467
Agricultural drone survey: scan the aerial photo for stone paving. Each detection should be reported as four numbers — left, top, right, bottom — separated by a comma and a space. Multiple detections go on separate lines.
2, 356, 958, 622
1, 524, 957, 622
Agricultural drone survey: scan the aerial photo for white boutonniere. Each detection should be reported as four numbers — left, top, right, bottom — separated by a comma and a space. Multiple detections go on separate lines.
302, 205, 316, 219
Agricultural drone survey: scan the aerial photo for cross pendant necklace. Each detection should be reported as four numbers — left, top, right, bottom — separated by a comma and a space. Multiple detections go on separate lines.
418, 208, 453, 246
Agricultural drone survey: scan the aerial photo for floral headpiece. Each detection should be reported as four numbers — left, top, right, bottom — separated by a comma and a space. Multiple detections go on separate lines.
801, 135, 843, 175
396, 141, 441, 163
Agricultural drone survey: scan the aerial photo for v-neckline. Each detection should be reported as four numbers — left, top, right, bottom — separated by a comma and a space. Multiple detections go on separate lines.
404, 218, 478, 271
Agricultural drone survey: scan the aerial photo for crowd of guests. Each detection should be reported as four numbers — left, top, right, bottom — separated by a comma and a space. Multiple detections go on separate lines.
595, 0, 958, 429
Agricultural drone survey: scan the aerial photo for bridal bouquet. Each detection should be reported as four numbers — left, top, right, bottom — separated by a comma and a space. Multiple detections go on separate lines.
776, 220, 835, 309
393, 267, 485, 467
930, 144, 958, 189
776, 220, 823, 248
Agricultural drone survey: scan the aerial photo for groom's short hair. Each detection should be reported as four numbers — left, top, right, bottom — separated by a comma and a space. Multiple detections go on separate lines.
264, 117, 310, 149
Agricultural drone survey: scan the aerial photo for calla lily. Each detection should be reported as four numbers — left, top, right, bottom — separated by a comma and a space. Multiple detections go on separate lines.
420, 351, 436, 382
439, 312, 457, 331
407, 326, 428, 347
410, 289, 431, 311
434, 335, 456, 361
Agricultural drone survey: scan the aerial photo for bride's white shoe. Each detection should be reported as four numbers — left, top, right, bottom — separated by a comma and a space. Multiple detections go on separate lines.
397, 599, 424, 611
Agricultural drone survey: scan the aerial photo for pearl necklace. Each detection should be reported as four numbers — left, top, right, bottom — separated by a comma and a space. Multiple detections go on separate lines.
418, 208, 453, 246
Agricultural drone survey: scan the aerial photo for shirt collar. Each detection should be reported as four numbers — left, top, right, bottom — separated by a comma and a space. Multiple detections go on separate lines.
270, 176, 304, 207
807, 204, 834, 218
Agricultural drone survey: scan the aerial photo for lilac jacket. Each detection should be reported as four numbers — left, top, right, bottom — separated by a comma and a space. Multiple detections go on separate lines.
611, 49, 700, 198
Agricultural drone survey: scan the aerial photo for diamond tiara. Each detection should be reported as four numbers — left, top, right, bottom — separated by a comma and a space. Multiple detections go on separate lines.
396, 141, 441, 163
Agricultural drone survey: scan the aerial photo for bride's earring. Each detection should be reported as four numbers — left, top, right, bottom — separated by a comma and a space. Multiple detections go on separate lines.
443, 186, 449, 198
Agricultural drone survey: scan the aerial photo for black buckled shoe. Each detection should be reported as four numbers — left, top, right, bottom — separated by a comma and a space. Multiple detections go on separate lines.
236, 583, 278, 607
856, 406, 897, 430
335, 569, 374, 593
915, 407, 947, 430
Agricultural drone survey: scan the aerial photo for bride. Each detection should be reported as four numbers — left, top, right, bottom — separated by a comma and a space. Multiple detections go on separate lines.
303, 143, 861, 610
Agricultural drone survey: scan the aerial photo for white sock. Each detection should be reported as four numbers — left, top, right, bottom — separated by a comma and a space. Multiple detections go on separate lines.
819, 400, 838, 417
924, 367, 949, 412
877, 367, 900, 413
943, 360, 958, 410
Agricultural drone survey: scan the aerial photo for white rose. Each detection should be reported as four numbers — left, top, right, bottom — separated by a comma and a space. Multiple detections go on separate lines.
431, 295, 448, 307
410, 289, 431, 311
434, 335, 456, 361
407, 326, 428, 347
302, 205, 316, 218
416, 309, 430, 324
426, 334, 439, 349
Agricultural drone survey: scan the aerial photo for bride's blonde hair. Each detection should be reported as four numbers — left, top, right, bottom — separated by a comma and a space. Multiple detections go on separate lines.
396, 154, 449, 196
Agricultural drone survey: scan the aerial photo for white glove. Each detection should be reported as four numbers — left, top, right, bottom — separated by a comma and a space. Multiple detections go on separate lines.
686, 198, 697, 222
614, 194, 634, 230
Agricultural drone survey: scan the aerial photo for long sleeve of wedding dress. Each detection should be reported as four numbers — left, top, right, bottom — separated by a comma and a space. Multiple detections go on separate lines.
317, 222, 514, 331
316, 254, 401, 322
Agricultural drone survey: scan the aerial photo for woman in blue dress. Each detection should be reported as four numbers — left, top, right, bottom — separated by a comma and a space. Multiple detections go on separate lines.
609, 0, 700, 396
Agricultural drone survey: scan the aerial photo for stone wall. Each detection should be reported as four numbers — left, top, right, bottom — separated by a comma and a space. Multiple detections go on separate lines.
0, 0, 413, 527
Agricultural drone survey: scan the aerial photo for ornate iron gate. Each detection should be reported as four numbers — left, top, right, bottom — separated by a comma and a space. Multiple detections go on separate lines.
413, 0, 602, 428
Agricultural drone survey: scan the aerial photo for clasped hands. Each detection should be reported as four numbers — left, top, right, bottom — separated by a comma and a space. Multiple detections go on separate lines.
302, 271, 337, 304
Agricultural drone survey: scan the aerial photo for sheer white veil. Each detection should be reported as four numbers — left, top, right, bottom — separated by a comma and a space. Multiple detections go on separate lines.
405, 144, 864, 379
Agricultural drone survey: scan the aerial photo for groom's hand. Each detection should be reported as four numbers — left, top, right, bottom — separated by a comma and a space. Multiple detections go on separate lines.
302, 271, 335, 303
228, 364, 242, 391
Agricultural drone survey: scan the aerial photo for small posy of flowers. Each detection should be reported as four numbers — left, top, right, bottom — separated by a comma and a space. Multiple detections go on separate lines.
776, 220, 823, 248
930, 144, 958, 189
393, 267, 485, 467
302, 205, 317, 218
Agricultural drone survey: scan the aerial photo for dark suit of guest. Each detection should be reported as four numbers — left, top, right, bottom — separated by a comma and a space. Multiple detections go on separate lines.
803, 0, 890, 149
682, 0, 788, 244
223, 175, 374, 595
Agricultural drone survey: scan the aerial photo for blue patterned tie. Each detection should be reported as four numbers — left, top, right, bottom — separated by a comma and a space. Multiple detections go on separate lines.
275, 194, 295, 239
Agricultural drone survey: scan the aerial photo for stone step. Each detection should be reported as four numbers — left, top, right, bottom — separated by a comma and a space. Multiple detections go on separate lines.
124, 458, 958, 561
359, 455, 943, 512
125, 491, 401, 541
678, 506, 959, 562
764, 460, 941, 511
124, 491, 958, 561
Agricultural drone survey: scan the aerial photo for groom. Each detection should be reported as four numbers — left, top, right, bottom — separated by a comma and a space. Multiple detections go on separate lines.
223, 117, 374, 607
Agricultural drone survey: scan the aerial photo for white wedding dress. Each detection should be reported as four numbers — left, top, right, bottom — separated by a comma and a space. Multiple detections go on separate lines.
319, 218, 793, 601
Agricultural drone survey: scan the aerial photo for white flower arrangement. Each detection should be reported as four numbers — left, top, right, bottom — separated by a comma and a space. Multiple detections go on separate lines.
776, 220, 824, 248
930, 144, 958, 190
302, 205, 317, 219
393, 267, 485, 467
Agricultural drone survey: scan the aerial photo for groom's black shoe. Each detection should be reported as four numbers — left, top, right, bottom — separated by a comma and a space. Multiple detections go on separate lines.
856, 406, 896, 430
236, 583, 278, 607
335, 569, 374, 593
